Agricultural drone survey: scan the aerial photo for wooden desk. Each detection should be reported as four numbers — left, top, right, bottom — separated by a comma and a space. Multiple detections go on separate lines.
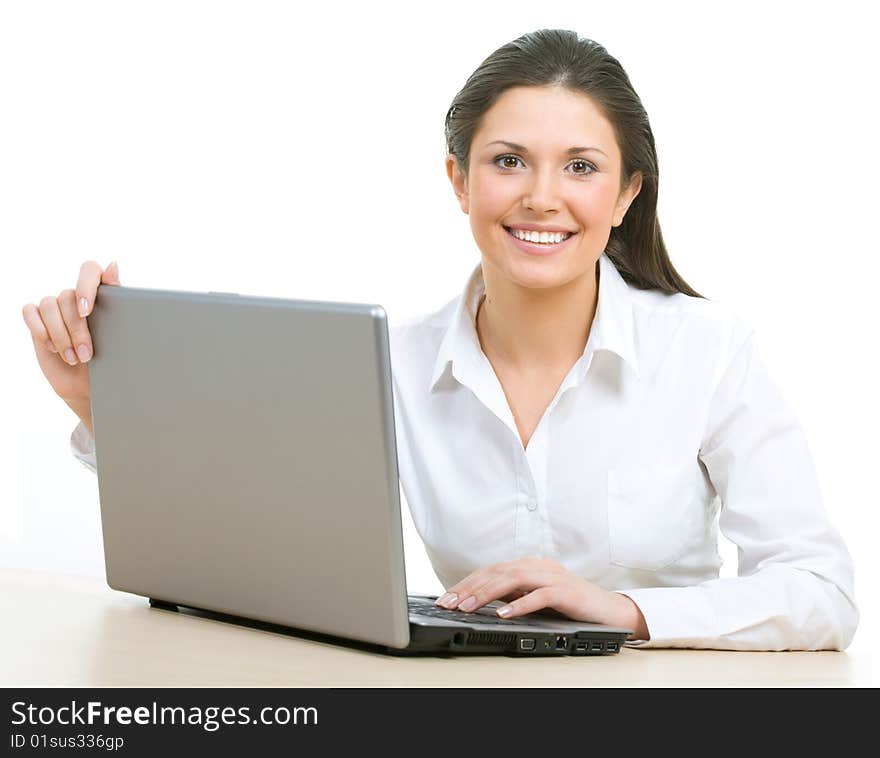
0, 569, 869, 687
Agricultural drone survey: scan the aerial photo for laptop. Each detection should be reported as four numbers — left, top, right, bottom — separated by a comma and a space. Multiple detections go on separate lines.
86, 284, 632, 657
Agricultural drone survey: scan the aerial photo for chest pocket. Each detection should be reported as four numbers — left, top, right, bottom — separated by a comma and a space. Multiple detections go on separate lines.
606, 460, 705, 571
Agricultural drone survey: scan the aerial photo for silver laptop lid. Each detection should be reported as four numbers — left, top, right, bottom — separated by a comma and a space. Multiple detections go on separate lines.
87, 284, 411, 649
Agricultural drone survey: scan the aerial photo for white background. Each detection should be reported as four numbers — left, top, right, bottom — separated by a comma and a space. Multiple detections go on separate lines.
2, 1, 876, 675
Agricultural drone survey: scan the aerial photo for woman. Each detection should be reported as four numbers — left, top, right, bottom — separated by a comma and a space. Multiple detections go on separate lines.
21, 29, 858, 650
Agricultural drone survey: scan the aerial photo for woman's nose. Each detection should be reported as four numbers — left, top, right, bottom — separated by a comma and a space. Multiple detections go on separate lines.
521, 168, 562, 212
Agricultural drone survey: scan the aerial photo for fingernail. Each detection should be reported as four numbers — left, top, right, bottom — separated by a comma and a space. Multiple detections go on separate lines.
436, 592, 457, 607
76, 344, 91, 362
78, 297, 89, 317
497, 605, 513, 617
458, 596, 476, 612
63, 348, 77, 365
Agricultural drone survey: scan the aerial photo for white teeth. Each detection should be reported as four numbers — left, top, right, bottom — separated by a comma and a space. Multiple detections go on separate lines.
508, 228, 572, 244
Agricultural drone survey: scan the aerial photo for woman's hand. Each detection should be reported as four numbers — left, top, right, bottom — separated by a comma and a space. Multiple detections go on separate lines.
21, 260, 121, 433
434, 556, 649, 640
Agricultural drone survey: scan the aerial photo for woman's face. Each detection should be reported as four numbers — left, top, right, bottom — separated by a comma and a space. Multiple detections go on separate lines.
447, 85, 642, 291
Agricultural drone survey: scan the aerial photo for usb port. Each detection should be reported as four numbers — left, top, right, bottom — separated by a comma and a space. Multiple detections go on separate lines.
607, 642, 619, 653
590, 641, 604, 652
520, 638, 536, 651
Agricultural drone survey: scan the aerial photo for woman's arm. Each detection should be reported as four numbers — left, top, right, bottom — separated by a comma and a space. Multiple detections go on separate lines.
617, 328, 859, 650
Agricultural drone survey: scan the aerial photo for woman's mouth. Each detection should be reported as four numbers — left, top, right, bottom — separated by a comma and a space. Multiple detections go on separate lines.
503, 226, 578, 256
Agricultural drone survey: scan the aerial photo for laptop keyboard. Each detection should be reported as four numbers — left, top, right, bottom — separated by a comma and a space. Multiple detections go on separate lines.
408, 596, 525, 626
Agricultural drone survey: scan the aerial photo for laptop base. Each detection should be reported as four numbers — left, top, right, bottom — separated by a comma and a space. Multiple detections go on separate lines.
399, 620, 624, 656
148, 598, 626, 658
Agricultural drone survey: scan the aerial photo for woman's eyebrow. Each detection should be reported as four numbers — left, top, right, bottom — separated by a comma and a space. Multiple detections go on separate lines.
484, 140, 608, 158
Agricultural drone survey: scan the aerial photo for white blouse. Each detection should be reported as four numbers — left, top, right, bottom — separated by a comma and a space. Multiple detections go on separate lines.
71, 253, 859, 650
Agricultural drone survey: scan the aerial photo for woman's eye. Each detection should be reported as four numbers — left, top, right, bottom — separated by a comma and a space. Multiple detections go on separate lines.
570, 160, 595, 175
494, 155, 523, 170
493, 155, 596, 175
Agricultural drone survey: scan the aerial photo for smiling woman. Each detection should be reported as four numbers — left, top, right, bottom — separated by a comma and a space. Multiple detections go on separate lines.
408, 28, 857, 651
444, 32, 703, 301
38, 28, 859, 654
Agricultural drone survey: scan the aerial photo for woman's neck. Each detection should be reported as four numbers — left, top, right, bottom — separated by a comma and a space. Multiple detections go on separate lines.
475, 260, 599, 374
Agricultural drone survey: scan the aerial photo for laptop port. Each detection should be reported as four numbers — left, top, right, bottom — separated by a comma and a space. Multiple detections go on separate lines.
575, 642, 587, 653
520, 638, 536, 651
590, 641, 604, 652
556, 636, 567, 651
607, 642, 619, 653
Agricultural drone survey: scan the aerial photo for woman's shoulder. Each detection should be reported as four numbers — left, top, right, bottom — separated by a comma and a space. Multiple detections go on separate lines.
629, 285, 755, 339
626, 287, 758, 378
386, 296, 461, 388
388, 294, 459, 341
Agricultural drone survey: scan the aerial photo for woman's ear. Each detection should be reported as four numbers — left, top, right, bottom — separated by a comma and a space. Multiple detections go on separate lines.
612, 171, 643, 227
446, 154, 469, 214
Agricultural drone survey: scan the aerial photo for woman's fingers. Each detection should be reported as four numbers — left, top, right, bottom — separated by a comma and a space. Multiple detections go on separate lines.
58, 288, 92, 363
38, 295, 76, 364
435, 565, 495, 607
76, 259, 119, 318
74, 260, 103, 317
101, 259, 120, 285
21, 303, 57, 353
452, 569, 562, 613
496, 586, 560, 618
23, 259, 119, 364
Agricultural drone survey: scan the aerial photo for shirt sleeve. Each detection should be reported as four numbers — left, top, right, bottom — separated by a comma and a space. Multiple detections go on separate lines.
612, 325, 859, 651
70, 420, 97, 474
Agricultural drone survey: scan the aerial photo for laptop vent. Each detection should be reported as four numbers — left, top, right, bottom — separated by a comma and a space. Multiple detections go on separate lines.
466, 632, 517, 646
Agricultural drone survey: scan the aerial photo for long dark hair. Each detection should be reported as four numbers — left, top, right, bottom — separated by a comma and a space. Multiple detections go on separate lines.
445, 28, 704, 299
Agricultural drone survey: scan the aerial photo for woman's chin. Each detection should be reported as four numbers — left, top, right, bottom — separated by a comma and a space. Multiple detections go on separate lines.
490, 256, 581, 291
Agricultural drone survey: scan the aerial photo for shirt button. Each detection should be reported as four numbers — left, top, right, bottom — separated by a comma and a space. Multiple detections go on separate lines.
526, 499, 537, 512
